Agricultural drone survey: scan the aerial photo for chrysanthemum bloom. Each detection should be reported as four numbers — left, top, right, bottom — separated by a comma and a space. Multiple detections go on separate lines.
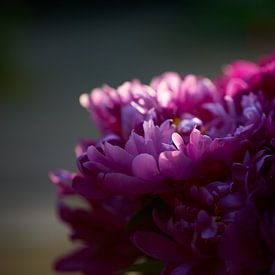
51, 54, 275, 275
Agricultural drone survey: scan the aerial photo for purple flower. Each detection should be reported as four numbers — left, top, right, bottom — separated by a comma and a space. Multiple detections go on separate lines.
221, 155, 275, 274
50, 53, 275, 275
74, 120, 247, 199
217, 54, 275, 100
80, 73, 218, 139
132, 178, 245, 274
51, 170, 141, 275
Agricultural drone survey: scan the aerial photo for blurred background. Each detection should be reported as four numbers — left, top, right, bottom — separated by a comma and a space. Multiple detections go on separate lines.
0, 1, 274, 274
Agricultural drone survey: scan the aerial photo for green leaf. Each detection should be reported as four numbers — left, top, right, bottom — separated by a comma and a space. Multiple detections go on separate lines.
120, 260, 164, 274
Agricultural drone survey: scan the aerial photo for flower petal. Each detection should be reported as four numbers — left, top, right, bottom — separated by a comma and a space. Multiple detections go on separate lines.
132, 231, 184, 262
101, 173, 161, 195
132, 153, 160, 181
159, 151, 192, 180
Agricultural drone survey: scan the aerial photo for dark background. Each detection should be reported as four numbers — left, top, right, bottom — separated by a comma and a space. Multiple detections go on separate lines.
1, 1, 274, 274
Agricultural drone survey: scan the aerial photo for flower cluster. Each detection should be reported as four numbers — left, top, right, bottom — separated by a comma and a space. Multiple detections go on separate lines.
50, 54, 275, 275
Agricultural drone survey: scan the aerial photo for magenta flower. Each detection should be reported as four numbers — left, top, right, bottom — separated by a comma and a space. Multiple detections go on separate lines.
80, 73, 218, 139
217, 54, 275, 100
49, 170, 141, 275
220, 152, 275, 274
50, 53, 275, 275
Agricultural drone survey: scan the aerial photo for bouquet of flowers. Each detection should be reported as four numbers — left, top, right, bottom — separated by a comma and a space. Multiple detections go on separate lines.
50, 54, 275, 275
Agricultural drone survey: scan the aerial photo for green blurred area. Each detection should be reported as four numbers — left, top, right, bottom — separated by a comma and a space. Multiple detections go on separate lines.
0, 1, 274, 274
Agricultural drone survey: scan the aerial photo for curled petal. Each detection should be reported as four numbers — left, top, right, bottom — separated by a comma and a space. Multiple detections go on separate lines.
172, 132, 185, 151
187, 129, 212, 160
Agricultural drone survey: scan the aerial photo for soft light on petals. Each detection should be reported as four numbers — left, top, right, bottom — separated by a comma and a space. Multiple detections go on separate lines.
132, 153, 160, 181
159, 151, 192, 180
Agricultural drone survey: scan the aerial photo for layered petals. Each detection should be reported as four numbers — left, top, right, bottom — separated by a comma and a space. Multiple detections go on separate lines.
51, 53, 275, 275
